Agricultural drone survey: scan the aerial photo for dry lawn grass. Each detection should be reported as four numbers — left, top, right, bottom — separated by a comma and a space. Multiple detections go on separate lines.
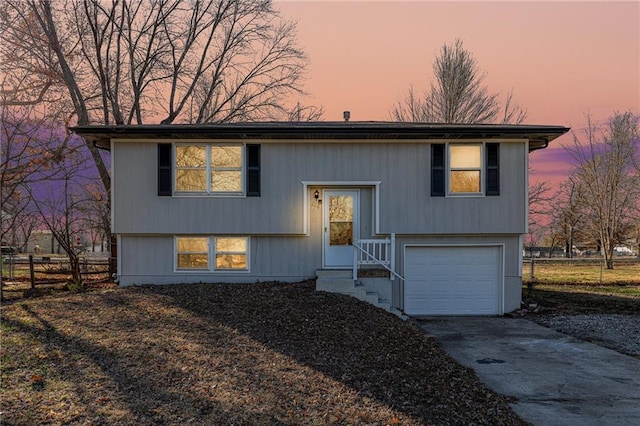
523, 261, 640, 285
0, 281, 525, 425
524, 284, 639, 315
522, 261, 640, 314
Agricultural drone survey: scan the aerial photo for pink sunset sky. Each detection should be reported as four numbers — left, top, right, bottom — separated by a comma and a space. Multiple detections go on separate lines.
276, 0, 640, 189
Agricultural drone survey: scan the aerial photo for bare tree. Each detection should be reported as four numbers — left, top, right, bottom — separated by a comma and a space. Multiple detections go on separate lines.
564, 111, 640, 268
547, 177, 585, 258
391, 39, 527, 124
78, 182, 110, 252
284, 101, 324, 122
525, 178, 551, 257
1, 0, 313, 194
1, 0, 316, 279
0, 96, 63, 249
634, 221, 640, 259
524, 221, 546, 258
501, 90, 528, 126
26, 137, 94, 286
528, 179, 551, 222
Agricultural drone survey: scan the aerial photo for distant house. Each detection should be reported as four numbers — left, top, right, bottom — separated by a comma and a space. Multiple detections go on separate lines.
614, 246, 634, 256
73, 122, 569, 316
26, 230, 61, 254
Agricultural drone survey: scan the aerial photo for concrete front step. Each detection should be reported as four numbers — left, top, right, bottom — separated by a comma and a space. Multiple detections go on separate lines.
376, 299, 392, 311
315, 269, 403, 318
316, 278, 357, 293
361, 291, 381, 305
316, 269, 354, 278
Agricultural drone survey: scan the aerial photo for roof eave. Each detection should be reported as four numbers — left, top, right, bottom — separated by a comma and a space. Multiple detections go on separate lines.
72, 122, 570, 152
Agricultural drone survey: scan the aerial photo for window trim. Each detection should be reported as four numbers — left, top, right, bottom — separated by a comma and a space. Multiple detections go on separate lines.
175, 236, 210, 270
174, 236, 250, 273
446, 143, 485, 197
175, 144, 208, 193
174, 143, 244, 196
213, 236, 250, 271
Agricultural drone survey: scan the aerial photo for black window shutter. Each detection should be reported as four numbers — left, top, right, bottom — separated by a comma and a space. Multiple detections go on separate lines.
486, 143, 500, 196
157, 143, 172, 196
431, 144, 445, 196
246, 144, 260, 196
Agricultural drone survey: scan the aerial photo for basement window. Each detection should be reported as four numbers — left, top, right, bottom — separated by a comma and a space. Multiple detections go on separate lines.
214, 237, 248, 270
176, 237, 209, 269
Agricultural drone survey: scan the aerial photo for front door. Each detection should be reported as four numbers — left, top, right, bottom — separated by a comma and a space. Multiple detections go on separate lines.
323, 190, 359, 268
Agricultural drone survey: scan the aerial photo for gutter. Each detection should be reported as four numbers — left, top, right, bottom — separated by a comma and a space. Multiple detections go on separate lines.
92, 139, 110, 152
529, 139, 551, 152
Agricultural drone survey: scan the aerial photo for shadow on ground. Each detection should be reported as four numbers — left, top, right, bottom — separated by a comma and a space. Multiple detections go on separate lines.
1, 281, 525, 425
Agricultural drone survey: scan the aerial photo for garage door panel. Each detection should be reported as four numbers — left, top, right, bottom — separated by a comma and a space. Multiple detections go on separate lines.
404, 246, 501, 315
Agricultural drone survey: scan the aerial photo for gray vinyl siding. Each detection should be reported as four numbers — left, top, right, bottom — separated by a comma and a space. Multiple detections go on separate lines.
116, 187, 375, 285
112, 141, 527, 235
118, 233, 523, 313
394, 235, 521, 278
118, 235, 320, 285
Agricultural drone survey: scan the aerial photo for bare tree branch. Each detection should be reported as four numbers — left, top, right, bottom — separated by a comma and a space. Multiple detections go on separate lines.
562, 111, 640, 268
391, 39, 527, 124
1, 0, 314, 193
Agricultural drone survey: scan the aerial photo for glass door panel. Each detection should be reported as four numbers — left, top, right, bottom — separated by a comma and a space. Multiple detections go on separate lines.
329, 195, 353, 245
323, 190, 359, 267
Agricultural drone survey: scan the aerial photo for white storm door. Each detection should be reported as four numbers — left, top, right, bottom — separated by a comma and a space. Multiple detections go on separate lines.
323, 190, 359, 268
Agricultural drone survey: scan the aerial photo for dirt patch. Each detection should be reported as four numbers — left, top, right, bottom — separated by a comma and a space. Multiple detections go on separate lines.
1, 281, 526, 425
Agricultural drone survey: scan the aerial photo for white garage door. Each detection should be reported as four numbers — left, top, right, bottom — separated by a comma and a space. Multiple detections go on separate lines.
404, 246, 502, 315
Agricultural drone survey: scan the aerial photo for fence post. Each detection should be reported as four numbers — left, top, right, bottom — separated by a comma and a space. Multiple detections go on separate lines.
600, 256, 604, 285
29, 255, 35, 289
8, 254, 14, 280
529, 256, 535, 279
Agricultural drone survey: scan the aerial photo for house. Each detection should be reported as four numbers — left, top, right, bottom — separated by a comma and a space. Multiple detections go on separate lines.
26, 230, 61, 254
72, 122, 569, 316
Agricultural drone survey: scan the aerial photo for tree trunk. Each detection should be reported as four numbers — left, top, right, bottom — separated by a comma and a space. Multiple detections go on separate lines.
606, 257, 614, 270
69, 253, 83, 285
31, 1, 112, 195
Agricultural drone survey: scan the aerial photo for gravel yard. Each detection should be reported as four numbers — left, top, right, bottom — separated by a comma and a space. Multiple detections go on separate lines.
523, 283, 639, 359
529, 314, 640, 358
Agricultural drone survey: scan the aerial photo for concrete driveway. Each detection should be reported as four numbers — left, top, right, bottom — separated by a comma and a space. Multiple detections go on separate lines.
418, 317, 640, 426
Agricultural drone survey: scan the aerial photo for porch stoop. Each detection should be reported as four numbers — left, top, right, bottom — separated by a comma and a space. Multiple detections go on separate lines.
315, 269, 406, 319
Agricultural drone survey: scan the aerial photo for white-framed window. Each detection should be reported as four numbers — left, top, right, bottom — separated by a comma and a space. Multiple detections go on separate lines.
214, 237, 248, 270
175, 236, 249, 271
448, 143, 483, 195
175, 144, 243, 194
176, 237, 209, 269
